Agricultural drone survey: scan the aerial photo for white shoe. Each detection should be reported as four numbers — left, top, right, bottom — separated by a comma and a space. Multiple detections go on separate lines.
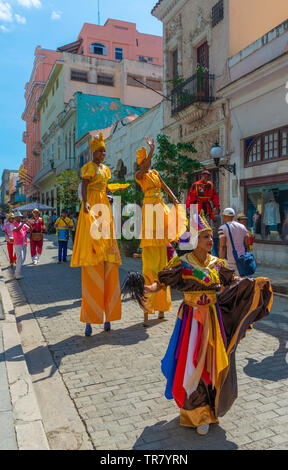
196, 424, 209, 436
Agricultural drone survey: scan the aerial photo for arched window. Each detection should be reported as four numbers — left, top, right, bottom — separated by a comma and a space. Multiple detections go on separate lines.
246, 137, 261, 164
90, 43, 108, 56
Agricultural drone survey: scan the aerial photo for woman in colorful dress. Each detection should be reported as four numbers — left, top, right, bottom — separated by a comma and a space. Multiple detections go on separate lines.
71, 133, 123, 335
125, 212, 273, 435
29, 208, 46, 265
135, 137, 185, 326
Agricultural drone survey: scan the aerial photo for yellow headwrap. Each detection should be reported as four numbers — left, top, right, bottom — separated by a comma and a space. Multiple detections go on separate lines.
90, 132, 106, 153
136, 146, 148, 165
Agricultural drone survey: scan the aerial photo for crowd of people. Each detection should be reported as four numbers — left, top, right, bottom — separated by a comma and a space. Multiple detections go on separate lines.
1, 208, 79, 278
0, 132, 273, 438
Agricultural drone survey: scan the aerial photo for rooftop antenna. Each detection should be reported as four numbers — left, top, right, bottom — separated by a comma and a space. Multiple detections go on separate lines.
98, 0, 100, 25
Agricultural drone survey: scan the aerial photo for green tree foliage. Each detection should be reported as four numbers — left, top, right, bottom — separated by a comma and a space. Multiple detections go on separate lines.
153, 134, 204, 200
55, 170, 80, 211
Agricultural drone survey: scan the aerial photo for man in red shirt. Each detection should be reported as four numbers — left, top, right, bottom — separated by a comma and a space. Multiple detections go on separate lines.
186, 170, 220, 220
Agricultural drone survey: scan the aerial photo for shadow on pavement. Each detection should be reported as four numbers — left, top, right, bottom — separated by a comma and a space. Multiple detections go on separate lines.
4, 323, 150, 382
244, 310, 288, 382
132, 418, 238, 450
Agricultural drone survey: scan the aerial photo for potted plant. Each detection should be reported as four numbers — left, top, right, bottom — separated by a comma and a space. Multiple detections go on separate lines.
196, 64, 209, 99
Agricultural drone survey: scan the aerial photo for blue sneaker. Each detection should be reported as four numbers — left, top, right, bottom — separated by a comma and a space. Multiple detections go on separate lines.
85, 324, 92, 337
104, 322, 111, 332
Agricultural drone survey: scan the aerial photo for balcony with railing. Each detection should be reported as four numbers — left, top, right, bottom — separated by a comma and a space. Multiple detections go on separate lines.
32, 143, 41, 155
171, 72, 215, 115
22, 131, 28, 144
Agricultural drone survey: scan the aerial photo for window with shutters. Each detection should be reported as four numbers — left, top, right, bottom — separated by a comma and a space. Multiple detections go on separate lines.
115, 47, 123, 60
71, 70, 88, 82
212, 0, 224, 27
146, 78, 162, 91
90, 43, 108, 56
97, 74, 114, 86
245, 126, 288, 167
127, 75, 145, 87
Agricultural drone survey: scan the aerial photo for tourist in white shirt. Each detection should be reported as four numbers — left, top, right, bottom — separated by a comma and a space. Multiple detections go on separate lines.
218, 208, 250, 275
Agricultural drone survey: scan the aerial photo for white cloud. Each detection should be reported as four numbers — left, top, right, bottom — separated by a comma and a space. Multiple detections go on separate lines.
17, 0, 41, 8
51, 10, 61, 20
15, 13, 26, 23
0, 24, 10, 32
0, 1, 13, 22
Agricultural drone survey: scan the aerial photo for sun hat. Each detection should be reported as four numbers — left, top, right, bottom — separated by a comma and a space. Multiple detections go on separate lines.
222, 208, 235, 217
237, 212, 248, 220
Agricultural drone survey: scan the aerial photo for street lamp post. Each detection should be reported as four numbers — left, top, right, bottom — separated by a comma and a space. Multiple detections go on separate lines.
210, 142, 236, 175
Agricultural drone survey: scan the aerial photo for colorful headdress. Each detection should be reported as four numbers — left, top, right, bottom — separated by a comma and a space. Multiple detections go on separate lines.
90, 132, 106, 153
136, 146, 148, 165
179, 211, 212, 251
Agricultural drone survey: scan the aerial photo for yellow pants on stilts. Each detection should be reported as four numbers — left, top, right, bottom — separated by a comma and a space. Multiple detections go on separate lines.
80, 262, 121, 324
142, 246, 172, 315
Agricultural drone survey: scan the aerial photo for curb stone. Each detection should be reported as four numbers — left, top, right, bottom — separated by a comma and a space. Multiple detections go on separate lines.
0, 242, 93, 450
0, 264, 49, 450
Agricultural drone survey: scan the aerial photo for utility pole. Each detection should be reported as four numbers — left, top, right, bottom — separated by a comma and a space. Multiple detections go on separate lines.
98, 0, 100, 25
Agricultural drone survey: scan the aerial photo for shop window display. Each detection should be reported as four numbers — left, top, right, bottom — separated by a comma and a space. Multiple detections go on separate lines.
247, 183, 288, 243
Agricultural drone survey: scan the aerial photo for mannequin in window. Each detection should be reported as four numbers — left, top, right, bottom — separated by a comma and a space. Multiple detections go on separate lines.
263, 192, 280, 226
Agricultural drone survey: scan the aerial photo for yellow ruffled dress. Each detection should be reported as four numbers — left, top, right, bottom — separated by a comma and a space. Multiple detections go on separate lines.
136, 169, 172, 314
71, 161, 122, 325
71, 161, 121, 268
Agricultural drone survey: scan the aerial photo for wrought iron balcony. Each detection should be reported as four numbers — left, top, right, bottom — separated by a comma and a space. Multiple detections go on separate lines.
171, 72, 215, 115
32, 144, 41, 155
23, 131, 28, 143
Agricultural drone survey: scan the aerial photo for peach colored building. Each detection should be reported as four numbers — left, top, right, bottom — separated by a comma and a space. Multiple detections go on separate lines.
22, 19, 163, 202
58, 18, 163, 66
22, 46, 61, 201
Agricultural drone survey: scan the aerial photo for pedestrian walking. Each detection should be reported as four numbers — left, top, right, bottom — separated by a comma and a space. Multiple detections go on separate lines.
211, 207, 221, 257
71, 213, 79, 244
1, 213, 17, 266
125, 212, 273, 436
218, 208, 250, 274
54, 210, 73, 264
237, 212, 255, 252
29, 208, 46, 265
71, 132, 125, 335
12, 211, 30, 280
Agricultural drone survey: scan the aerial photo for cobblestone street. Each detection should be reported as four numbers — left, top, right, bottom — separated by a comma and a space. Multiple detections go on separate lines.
1, 235, 288, 450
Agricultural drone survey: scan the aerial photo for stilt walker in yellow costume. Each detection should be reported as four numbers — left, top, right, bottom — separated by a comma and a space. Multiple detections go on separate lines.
135, 136, 185, 327
71, 133, 125, 335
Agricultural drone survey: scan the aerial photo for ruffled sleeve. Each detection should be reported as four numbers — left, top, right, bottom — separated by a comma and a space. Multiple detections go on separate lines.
105, 165, 111, 181
158, 256, 183, 288
81, 162, 95, 181
219, 265, 235, 287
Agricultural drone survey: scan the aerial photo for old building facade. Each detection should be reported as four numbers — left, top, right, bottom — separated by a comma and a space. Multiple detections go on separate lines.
220, 19, 288, 267
152, 0, 288, 208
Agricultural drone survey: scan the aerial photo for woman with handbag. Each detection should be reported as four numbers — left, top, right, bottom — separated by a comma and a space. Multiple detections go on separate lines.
29, 209, 47, 265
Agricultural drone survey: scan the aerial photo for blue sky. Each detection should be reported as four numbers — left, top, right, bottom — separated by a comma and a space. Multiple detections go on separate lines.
0, 0, 162, 177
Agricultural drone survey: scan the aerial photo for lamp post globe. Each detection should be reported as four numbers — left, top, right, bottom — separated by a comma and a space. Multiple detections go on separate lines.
210, 142, 223, 166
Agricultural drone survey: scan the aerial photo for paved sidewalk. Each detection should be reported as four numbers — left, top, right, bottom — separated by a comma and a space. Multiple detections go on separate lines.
0, 234, 288, 450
